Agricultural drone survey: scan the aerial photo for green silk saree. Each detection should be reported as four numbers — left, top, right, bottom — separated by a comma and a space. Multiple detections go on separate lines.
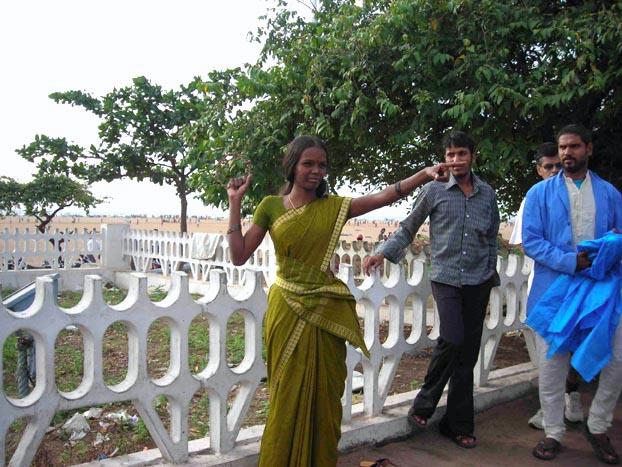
258, 195, 369, 467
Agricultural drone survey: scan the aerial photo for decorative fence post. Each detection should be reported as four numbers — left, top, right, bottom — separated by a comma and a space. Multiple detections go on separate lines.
101, 224, 130, 270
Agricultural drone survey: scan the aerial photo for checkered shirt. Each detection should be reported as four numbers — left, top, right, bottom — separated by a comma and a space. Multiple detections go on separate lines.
378, 173, 500, 287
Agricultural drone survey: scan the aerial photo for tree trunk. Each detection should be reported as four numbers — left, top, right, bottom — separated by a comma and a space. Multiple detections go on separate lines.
176, 190, 189, 272
179, 192, 188, 234
36, 217, 51, 233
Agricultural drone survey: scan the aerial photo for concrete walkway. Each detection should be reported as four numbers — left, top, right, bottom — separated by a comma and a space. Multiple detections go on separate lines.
338, 382, 622, 467
99, 366, 620, 467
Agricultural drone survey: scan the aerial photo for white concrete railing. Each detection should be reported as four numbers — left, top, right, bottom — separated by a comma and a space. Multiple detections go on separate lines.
122, 228, 192, 275
0, 253, 533, 467
0, 225, 128, 292
0, 228, 102, 272
333, 239, 427, 281
122, 229, 422, 285
0, 225, 423, 285
122, 229, 276, 286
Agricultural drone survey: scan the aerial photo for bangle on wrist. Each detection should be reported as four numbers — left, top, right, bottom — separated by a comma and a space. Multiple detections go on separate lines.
227, 224, 241, 234
394, 181, 404, 198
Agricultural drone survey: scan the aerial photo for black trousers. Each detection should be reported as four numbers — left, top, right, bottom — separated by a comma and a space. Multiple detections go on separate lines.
412, 279, 493, 436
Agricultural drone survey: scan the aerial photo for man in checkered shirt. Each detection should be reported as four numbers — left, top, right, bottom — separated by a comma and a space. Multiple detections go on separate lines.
364, 131, 500, 449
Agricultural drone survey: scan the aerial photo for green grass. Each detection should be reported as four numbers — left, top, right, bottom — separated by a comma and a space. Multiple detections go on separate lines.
103, 322, 129, 386
409, 378, 423, 390
104, 285, 128, 304
58, 286, 128, 308
226, 313, 246, 366
73, 440, 88, 458
133, 419, 150, 443
58, 290, 83, 308
58, 448, 71, 465
257, 400, 270, 416
2, 336, 18, 394
189, 313, 210, 373
148, 285, 168, 302
147, 319, 171, 379
189, 391, 211, 437
1, 286, 16, 298
5, 417, 26, 460
54, 329, 85, 392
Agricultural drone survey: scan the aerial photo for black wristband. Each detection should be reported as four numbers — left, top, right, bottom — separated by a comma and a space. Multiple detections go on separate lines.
394, 181, 404, 197
227, 224, 242, 234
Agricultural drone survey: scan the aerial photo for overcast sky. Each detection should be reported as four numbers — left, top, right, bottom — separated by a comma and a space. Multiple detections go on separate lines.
1, 0, 410, 219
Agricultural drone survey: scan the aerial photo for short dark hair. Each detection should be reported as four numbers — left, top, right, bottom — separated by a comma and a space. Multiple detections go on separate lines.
535, 142, 558, 165
557, 124, 592, 145
280, 135, 329, 197
442, 131, 475, 154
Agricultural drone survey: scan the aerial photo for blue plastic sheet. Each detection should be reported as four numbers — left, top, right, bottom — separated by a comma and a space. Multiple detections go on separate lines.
526, 232, 622, 382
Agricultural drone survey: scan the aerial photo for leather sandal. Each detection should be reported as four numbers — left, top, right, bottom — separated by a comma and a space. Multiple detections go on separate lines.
584, 425, 620, 465
407, 408, 428, 429
532, 438, 561, 461
441, 431, 477, 449
453, 434, 478, 449
438, 422, 477, 449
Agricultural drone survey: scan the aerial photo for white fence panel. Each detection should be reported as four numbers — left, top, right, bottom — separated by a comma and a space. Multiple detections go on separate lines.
0, 251, 533, 466
0, 228, 102, 272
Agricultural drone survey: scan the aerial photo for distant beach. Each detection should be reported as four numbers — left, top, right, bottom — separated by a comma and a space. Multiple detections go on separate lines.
0, 215, 514, 241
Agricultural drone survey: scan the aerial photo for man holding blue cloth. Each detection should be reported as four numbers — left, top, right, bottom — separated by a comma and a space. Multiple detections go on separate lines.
523, 124, 622, 463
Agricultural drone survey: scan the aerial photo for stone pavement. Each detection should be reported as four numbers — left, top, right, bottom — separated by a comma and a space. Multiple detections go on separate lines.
338, 382, 622, 467
114, 367, 618, 467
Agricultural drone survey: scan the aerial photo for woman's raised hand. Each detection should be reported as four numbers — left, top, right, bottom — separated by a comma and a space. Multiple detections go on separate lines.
227, 174, 252, 201
423, 161, 467, 182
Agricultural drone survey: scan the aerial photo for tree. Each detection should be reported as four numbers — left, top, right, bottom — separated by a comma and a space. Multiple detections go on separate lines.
0, 174, 101, 233
193, 0, 622, 215
18, 76, 221, 233
0, 177, 22, 216
186, 67, 288, 215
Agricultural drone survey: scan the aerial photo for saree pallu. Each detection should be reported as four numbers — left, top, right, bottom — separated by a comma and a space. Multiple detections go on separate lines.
259, 196, 368, 467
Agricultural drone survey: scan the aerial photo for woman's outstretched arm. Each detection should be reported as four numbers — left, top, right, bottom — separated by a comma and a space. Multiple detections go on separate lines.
348, 162, 460, 219
226, 174, 267, 266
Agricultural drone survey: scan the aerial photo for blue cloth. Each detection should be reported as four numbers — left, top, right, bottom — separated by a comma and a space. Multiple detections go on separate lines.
526, 232, 622, 381
522, 170, 622, 314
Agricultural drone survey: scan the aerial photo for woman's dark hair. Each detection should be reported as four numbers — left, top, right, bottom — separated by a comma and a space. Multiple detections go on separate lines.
280, 135, 329, 198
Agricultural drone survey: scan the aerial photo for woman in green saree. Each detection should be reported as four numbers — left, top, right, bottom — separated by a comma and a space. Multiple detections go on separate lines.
226, 136, 457, 466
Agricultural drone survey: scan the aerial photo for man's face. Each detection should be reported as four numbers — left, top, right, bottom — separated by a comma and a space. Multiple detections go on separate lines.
558, 133, 591, 174
444, 146, 473, 178
536, 155, 561, 180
